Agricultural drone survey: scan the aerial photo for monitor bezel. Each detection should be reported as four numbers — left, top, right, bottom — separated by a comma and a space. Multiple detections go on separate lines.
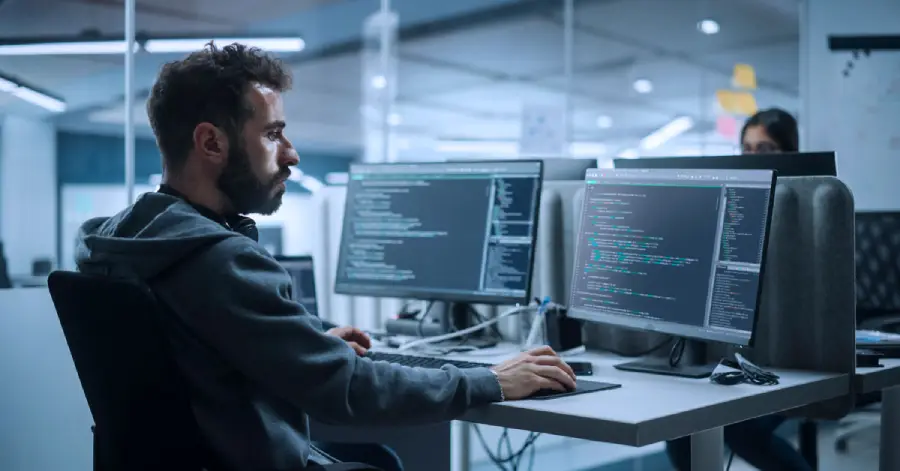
613, 152, 836, 177
333, 159, 545, 306
566, 168, 778, 348
274, 255, 318, 315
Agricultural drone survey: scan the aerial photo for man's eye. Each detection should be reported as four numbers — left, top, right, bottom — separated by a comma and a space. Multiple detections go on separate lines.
268, 131, 282, 140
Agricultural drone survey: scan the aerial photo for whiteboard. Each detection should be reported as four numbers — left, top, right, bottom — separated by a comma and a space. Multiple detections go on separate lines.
833, 50, 900, 210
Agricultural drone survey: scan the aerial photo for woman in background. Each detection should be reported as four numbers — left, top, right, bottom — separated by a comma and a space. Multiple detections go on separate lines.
665, 107, 810, 471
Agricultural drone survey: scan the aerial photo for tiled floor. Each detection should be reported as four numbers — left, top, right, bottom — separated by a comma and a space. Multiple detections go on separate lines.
470, 421, 881, 471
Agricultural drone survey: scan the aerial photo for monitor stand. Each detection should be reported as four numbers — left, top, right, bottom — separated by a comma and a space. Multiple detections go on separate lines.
613, 338, 717, 379
433, 301, 499, 349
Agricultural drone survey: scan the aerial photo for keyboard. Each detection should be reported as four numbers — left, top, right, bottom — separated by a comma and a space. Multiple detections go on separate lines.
364, 351, 622, 399
365, 351, 490, 369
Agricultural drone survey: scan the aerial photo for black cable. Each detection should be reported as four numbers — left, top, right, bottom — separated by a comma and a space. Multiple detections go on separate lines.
473, 425, 541, 471
669, 338, 686, 368
726, 451, 735, 471
416, 301, 435, 338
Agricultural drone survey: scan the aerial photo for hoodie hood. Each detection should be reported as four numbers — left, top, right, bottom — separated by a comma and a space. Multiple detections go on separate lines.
75, 192, 239, 281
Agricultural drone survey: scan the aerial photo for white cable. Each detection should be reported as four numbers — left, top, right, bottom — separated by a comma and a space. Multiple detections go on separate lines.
397, 306, 533, 351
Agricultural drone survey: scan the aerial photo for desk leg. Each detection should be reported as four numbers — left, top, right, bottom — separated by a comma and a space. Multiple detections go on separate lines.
690, 427, 724, 471
880, 386, 900, 471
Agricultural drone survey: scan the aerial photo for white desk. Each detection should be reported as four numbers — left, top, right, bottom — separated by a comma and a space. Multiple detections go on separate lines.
438, 345, 850, 471
855, 359, 900, 471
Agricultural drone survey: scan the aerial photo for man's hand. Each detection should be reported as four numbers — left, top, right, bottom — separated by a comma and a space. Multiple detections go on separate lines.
490, 346, 577, 400
327, 326, 372, 356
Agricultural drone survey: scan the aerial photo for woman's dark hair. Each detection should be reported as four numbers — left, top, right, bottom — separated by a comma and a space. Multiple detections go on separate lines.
740, 108, 799, 152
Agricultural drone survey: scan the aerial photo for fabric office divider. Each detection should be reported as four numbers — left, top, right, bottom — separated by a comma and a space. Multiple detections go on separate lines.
571, 176, 857, 420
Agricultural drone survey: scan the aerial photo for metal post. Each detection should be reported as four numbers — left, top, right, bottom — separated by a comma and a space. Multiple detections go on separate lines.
379, 0, 392, 163
563, 0, 574, 155
124, 0, 136, 204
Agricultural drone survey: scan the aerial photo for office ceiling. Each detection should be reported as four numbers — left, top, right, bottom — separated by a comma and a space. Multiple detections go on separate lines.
0, 0, 801, 159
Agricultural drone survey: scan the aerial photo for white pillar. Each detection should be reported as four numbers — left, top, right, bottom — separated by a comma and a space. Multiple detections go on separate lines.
0, 115, 57, 275
361, 5, 399, 163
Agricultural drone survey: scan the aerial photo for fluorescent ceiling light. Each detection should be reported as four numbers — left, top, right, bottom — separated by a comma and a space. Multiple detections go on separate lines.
0, 76, 66, 112
617, 148, 640, 159
288, 167, 326, 193
143, 37, 305, 53
633, 79, 653, 94
698, 19, 720, 35
370, 75, 387, 89
0, 40, 131, 55
326, 172, 349, 185
435, 140, 606, 157
595, 115, 613, 129
640, 116, 695, 150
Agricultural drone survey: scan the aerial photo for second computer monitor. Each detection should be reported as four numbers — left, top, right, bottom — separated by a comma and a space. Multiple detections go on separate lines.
334, 160, 544, 305
567, 168, 776, 347
275, 255, 319, 317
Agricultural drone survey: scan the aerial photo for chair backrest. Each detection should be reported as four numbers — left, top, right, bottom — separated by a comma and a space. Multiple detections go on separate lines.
0, 241, 12, 289
47, 271, 215, 471
855, 211, 900, 320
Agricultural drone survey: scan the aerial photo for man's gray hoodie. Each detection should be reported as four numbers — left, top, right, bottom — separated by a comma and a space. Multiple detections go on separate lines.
74, 191, 503, 470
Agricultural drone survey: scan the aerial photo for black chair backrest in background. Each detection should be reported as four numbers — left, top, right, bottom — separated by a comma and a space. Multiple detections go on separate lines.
855, 211, 900, 324
47, 271, 216, 471
0, 242, 12, 289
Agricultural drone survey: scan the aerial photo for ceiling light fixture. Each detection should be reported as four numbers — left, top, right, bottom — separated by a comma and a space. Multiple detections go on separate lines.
371, 75, 387, 89
143, 37, 305, 53
595, 115, 613, 129
617, 148, 640, 159
697, 19, 720, 35
0, 40, 131, 55
0, 37, 304, 56
633, 79, 653, 94
434, 140, 607, 157
640, 116, 695, 150
387, 113, 402, 126
0, 75, 66, 112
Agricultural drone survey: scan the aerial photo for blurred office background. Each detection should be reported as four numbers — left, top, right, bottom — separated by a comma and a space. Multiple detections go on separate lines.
0, 0, 897, 469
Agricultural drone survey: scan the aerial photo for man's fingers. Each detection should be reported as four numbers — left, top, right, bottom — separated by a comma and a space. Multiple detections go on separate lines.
534, 375, 567, 392
532, 355, 577, 379
533, 364, 577, 390
348, 342, 368, 356
352, 328, 373, 348
527, 345, 557, 357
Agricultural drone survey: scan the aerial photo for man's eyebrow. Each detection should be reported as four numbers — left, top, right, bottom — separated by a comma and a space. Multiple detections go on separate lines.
264, 120, 286, 131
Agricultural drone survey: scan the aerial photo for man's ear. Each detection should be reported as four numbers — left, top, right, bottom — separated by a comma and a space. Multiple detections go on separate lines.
192, 122, 230, 165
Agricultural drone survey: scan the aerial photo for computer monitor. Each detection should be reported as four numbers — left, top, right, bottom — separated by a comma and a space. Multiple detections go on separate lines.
613, 152, 836, 177
449, 157, 594, 180
275, 255, 318, 317
334, 160, 544, 308
568, 168, 776, 377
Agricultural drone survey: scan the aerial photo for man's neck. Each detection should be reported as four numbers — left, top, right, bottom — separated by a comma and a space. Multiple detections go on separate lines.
160, 174, 229, 215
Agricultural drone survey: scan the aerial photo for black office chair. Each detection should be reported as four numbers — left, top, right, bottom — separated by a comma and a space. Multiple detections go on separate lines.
48, 271, 381, 471
0, 242, 12, 289
833, 211, 900, 452
48, 270, 221, 471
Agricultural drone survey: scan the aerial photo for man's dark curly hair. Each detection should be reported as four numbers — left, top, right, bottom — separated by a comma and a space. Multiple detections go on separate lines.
146, 42, 292, 171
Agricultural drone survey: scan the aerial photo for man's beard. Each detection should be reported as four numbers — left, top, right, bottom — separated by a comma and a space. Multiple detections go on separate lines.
217, 145, 289, 215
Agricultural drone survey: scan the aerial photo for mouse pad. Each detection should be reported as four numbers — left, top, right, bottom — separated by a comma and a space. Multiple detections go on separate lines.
527, 379, 621, 400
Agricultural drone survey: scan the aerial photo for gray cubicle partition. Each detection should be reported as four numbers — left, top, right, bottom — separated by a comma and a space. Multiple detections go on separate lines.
569, 176, 857, 420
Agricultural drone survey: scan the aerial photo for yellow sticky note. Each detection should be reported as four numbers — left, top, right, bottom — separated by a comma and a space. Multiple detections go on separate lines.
716, 90, 737, 112
733, 64, 757, 89
716, 89, 758, 116
733, 91, 758, 115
